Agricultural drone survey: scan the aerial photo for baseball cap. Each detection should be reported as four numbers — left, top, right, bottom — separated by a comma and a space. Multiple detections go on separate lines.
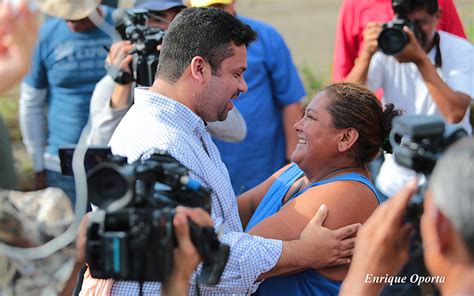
37, 0, 101, 20
135, 0, 186, 11
189, 0, 232, 7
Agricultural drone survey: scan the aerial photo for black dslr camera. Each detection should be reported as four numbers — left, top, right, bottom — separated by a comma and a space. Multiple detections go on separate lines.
390, 115, 467, 226
378, 0, 421, 55
112, 9, 165, 86
84, 149, 229, 285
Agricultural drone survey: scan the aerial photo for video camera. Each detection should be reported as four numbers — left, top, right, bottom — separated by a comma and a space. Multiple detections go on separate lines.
378, 0, 421, 55
68, 148, 229, 285
390, 115, 467, 226
112, 8, 165, 86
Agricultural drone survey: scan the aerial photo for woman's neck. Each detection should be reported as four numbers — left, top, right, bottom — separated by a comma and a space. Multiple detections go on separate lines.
306, 163, 367, 184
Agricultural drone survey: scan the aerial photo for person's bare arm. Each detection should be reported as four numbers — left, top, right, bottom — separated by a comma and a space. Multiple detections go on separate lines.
60, 214, 89, 296
395, 27, 471, 123
237, 164, 292, 229
249, 181, 378, 280
345, 22, 381, 85
282, 102, 302, 160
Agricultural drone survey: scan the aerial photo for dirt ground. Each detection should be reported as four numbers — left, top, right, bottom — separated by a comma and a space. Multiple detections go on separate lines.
237, 0, 343, 78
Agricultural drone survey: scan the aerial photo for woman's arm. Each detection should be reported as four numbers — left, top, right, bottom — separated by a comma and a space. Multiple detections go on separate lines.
237, 164, 292, 229
247, 180, 379, 280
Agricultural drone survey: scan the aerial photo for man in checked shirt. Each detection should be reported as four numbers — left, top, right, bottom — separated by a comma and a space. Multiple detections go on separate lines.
104, 7, 360, 295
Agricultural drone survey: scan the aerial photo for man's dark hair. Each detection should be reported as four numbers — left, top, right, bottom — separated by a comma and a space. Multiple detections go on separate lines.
156, 7, 257, 83
404, 0, 438, 15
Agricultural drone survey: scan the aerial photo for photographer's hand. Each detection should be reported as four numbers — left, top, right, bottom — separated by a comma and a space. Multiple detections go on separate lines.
394, 26, 426, 65
396, 26, 471, 123
106, 41, 135, 109
344, 22, 380, 85
361, 22, 382, 59
162, 207, 214, 296
340, 180, 416, 296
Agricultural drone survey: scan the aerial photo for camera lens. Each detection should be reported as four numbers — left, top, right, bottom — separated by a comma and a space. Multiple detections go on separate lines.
378, 27, 407, 55
88, 167, 128, 208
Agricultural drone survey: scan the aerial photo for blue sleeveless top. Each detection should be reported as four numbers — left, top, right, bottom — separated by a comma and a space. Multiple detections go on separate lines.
245, 164, 382, 296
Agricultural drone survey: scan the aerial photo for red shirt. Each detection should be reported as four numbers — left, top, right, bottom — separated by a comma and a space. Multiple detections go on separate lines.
332, 0, 466, 81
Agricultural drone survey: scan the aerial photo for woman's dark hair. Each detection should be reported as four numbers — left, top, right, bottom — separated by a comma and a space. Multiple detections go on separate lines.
323, 83, 402, 164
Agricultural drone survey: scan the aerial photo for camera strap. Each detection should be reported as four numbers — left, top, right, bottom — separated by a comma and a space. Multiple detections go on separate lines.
434, 32, 442, 68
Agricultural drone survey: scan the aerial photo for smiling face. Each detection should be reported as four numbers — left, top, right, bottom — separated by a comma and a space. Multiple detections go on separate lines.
291, 91, 345, 174
196, 43, 248, 122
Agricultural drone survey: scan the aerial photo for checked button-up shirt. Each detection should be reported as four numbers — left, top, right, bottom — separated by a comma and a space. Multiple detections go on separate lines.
108, 88, 282, 295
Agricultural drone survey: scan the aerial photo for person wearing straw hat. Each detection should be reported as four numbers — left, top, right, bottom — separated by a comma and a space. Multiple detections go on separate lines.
18, 0, 114, 205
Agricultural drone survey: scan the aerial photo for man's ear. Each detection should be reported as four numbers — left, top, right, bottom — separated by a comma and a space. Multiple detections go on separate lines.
190, 56, 208, 83
338, 128, 359, 152
434, 208, 454, 254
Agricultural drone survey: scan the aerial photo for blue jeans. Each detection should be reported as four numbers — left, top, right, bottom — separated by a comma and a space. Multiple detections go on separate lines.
46, 169, 77, 207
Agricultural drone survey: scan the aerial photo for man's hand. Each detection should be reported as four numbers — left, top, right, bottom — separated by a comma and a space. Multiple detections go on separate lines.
298, 204, 360, 269
35, 171, 47, 190
340, 180, 416, 296
162, 207, 214, 296
361, 22, 382, 59
394, 26, 426, 65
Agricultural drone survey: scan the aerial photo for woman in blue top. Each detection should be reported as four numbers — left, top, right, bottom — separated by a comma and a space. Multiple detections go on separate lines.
238, 83, 401, 295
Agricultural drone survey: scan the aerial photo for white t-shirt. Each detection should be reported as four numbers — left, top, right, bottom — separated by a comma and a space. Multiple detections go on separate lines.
367, 31, 474, 197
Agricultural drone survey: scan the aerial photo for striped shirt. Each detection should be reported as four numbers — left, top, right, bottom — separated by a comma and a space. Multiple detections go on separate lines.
108, 88, 282, 295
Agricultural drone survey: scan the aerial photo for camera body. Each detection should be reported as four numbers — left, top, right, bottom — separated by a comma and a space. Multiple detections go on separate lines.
113, 8, 165, 86
390, 115, 467, 225
85, 149, 229, 284
378, 0, 420, 55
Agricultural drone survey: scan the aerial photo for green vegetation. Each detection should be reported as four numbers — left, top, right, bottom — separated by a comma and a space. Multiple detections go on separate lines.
460, 3, 474, 42
0, 90, 21, 142
299, 64, 330, 106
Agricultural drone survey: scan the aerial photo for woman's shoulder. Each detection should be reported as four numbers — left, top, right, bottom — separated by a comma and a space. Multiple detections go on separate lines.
301, 177, 377, 206
292, 178, 379, 228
